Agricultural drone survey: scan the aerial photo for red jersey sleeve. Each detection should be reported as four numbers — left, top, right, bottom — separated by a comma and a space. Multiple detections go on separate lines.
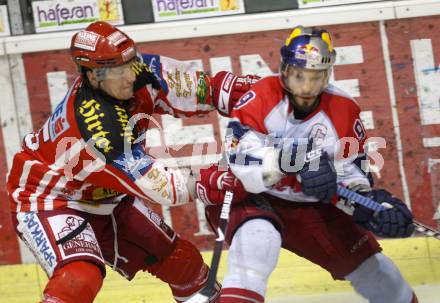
323, 92, 368, 157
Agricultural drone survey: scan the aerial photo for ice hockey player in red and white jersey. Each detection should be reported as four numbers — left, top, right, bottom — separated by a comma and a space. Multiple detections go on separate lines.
6, 21, 257, 303
196, 26, 418, 303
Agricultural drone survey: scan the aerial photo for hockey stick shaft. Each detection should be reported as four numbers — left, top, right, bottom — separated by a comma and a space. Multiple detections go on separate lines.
184, 190, 233, 303
336, 185, 440, 240
204, 190, 233, 293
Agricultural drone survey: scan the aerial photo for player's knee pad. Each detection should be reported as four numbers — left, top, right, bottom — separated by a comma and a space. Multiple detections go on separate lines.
145, 238, 219, 302
345, 253, 413, 303
223, 219, 281, 296
43, 261, 103, 303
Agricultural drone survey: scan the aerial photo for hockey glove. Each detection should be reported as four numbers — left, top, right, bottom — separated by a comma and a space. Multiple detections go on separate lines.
353, 189, 415, 238
279, 139, 337, 203
132, 60, 162, 91
211, 71, 260, 116
196, 164, 247, 206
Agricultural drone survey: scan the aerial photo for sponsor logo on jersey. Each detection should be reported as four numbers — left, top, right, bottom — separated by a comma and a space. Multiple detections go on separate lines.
350, 234, 369, 253
50, 215, 102, 259
233, 91, 256, 109
166, 68, 194, 98
20, 212, 56, 275
305, 148, 323, 163
90, 187, 120, 201
74, 30, 99, 51
196, 71, 208, 104
114, 104, 135, 145
146, 206, 174, 239
147, 167, 170, 200
79, 99, 113, 153
49, 96, 70, 141
135, 200, 175, 241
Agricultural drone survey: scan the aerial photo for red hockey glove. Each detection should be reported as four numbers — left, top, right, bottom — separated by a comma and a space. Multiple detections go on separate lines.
196, 164, 248, 206
211, 71, 260, 116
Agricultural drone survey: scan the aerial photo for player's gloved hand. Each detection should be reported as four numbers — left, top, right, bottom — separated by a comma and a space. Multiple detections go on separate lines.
196, 164, 247, 206
211, 71, 260, 116
353, 189, 415, 238
279, 139, 337, 203
131, 59, 162, 91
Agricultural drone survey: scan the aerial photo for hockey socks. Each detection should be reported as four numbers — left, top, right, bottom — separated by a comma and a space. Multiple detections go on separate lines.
42, 261, 103, 303
346, 253, 414, 303
221, 219, 281, 302
220, 288, 264, 303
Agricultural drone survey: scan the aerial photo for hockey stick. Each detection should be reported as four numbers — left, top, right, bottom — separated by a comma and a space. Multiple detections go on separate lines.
336, 185, 440, 240
184, 190, 234, 303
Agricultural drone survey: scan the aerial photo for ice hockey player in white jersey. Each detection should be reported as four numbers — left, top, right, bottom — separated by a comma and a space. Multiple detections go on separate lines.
196, 26, 418, 303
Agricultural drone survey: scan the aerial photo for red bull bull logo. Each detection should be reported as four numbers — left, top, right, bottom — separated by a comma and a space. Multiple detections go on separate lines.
295, 44, 321, 64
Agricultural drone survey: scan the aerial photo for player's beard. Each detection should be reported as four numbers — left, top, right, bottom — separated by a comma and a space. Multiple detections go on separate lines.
291, 95, 320, 114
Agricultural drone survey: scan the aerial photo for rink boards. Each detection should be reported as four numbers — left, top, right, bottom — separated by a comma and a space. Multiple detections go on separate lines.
0, 237, 439, 302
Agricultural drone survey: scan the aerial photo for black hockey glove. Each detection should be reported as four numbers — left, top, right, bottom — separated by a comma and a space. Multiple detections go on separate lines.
353, 189, 415, 238
132, 60, 162, 91
279, 139, 337, 203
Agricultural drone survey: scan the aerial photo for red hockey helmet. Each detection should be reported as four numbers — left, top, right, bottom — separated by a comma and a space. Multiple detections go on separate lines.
70, 21, 137, 69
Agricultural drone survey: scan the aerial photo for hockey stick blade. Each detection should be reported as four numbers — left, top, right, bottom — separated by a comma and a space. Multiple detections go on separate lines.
184, 190, 234, 303
336, 185, 440, 240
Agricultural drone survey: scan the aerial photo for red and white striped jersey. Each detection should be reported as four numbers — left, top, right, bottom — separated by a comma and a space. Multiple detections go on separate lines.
7, 55, 216, 215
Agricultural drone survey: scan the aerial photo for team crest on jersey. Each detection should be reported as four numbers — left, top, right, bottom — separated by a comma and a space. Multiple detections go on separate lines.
49, 96, 70, 141
308, 123, 328, 146
233, 91, 256, 110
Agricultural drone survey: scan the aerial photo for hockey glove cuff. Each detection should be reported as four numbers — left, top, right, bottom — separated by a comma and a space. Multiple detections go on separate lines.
196, 164, 247, 206
279, 139, 337, 203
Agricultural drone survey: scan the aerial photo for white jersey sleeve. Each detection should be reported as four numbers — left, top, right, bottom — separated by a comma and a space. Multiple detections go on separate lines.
139, 53, 215, 117
227, 119, 277, 193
